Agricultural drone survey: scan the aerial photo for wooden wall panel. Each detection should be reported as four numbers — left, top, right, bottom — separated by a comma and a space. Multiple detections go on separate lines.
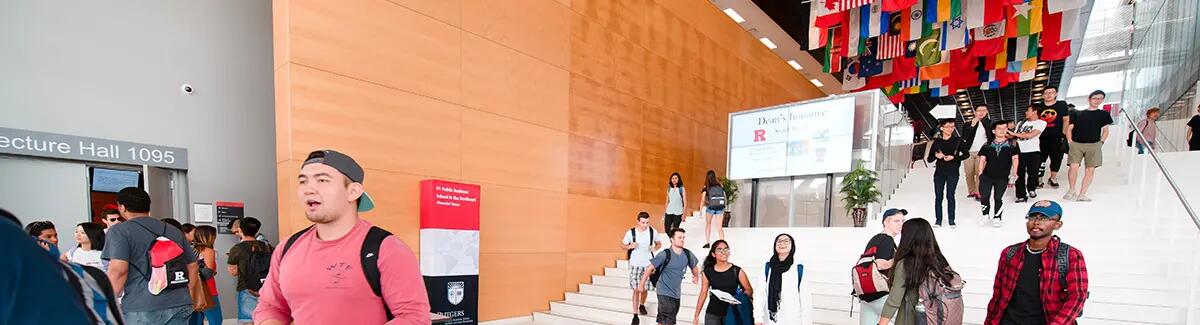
275, 0, 823, 321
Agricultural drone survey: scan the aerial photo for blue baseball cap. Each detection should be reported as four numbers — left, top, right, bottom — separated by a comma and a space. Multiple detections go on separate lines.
1027, 200, 1063, 219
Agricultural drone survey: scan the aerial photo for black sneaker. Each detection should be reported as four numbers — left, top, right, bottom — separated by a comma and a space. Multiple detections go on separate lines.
702, 243, 710, 249
1016, 197, 1029, 203
639, 305, 648, 315
632, 314, 640, 325
1048, 179, 1060, 188
1030, 190, 1038, 198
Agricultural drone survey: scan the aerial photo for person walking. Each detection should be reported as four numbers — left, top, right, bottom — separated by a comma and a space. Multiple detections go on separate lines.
664, 172, 687, 231
963, 105, 995, 200
753, 233, 813, 325
1065, 90, 1113, 202
1135, 107, 1161, 155
858, 208, 905, 325
226, 217, 269, 325
254, 150, 430, 324
1013, 107, 1047, 203
65, 222, 108, 271
1036, 87, 1070, 188
1187, 104, 1200, 151
188, 226, 222, 325
984, 200, 1089, 325
102, 187, 205, 324
622, 212, 661, 323
700, 170, 727, 248
977, 122, 1019, 227
877, 218, 960, 325
639, 229, 700, 325
927, 120, 967, 227
692, 240, 754, 325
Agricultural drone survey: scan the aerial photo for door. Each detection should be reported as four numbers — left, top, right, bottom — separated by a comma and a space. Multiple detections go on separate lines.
0, 155, 89, 251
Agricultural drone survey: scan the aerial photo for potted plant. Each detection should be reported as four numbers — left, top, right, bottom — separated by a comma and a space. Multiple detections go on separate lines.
720, 177, 739, 227
839, 160, 881, 227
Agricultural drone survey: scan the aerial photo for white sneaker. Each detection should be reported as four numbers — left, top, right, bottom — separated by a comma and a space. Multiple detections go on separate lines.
1064, 192, 1077, 201
950, 224, 958, 229
992, 218, 1002, 228
934, 224, 943, 228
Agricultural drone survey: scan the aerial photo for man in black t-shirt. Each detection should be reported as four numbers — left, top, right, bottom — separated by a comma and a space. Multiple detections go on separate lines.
858, 208, 904, 324
1187, 104, 1200, 151
1065, 90, 1113, 202
978, 122, 1019, 227
1035, 87, 1070, 188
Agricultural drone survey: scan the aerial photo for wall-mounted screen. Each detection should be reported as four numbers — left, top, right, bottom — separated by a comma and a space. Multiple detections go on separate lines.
91, 168, 141, 193
728, 97, 856, 180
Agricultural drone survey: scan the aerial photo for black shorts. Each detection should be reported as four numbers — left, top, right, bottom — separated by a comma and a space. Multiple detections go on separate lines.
656, 295, 681, 324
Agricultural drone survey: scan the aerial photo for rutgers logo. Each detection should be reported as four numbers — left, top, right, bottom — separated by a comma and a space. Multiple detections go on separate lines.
754, 129, 766, 142
447, 281, 465, 306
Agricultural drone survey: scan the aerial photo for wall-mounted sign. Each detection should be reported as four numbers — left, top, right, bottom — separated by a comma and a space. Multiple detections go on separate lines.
0, 127, 188, 169
215, 201, 244, 234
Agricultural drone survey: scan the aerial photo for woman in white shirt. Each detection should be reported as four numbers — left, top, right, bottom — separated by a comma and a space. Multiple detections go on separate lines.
753, 233, 813, 325
664, 172, 687, 231
64, 222, 107, 271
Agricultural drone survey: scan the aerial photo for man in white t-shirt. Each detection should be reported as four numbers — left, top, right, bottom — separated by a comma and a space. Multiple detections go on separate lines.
1013, 106, 1047, 202
621, 212, 661, 324
964, 105, 995, 200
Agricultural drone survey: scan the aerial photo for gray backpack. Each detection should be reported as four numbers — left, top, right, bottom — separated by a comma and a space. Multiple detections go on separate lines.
705, 185, 726, 210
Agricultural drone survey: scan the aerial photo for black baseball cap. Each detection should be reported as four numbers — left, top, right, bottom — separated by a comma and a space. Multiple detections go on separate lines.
303, 149, 375, 212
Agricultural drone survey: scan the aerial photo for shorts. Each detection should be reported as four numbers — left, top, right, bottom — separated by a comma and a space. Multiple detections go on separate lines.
629, 266, 654, 290
238, 289, 260, 323
656, 295, 681, 324
705, 208, 724, 215
1068, 141, 1103, 167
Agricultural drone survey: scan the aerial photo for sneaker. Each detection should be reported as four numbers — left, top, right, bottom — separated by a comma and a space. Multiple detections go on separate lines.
1077, 195, 1092, 202
632, 314, 640, 325
1016, 197, 1029, 203
702, 244, 710, 249
639, 305, 648, 315
1064, 192, 1077, 201
992, 218, 1002, 228
980, 206, 991, 225
949, 224, 958, 229
996, 206, 1005, 220
934, 223, 942, 228
1030, 190, 1038, 198
1048, 179, 1060, 188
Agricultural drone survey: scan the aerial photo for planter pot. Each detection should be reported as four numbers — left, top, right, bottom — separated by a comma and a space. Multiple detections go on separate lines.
852, 208, 868, 227
722, 211, 732, 227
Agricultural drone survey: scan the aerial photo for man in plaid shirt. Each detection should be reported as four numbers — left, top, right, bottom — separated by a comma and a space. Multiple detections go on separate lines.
985, 200, 1089, 325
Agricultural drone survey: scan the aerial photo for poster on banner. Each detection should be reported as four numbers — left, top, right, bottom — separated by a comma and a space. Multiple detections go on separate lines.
215, 201, 244, 234
420, 180, 481, 325
728, 96, 856, 180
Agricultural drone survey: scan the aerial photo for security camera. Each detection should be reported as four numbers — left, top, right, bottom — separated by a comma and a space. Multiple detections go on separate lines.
181, 84, 195, 95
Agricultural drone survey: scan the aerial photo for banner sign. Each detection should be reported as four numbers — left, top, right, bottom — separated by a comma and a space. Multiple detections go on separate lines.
0, 127, 188, 169
420, 180, 481, 325
215, 201, 244, 235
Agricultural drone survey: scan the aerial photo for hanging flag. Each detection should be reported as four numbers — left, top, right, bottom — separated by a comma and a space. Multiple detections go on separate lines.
1006, 0, 1043, 37
963, 0, 985, 28
1006, 34, 1040, 61
969, 20, 1006, 56
977, 57, 997, 83
929, 78, 950, 97
830, 0, 873, 12
883, 0, 918, 13
859, 39, 886, 77
1019, 69, 1036, 81
940, 17, 969, 50
823, 27, 841, 73
950, 0, 963, 19
892, 56, 918, 81
915, 29, 942, 66
815, 0, 847, 28
843, 57, 868, 90
1041, 38, 1071, 60
879, 32, 907, 59
908, 4, 927, 41
1007, 57, 1037, 73
1060, 8, 1081, 40
1047, 0, 1085, 14
848, 8, 862, 57
867, 2, 885, 37
809, 0, 825, 49
920, 53, 951, 80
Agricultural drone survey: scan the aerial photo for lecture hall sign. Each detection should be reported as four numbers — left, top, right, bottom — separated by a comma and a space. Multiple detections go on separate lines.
0, 127, 188, 169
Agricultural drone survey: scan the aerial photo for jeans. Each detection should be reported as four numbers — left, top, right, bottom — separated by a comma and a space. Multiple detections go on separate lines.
1016, 152, 1041, 198
933, 172, 959, 225
980, 175, 1007, 218
964, 152, 981, 194
189, 294, 222, 325
663, 213, 683, 230
238, 290, 260, 323
859, 295, 887, 325
125, 305, 193, 325
1136, 141, 1155, 154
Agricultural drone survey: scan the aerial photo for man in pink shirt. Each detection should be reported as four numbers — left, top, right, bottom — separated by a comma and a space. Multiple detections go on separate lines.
254, 149, 431, 324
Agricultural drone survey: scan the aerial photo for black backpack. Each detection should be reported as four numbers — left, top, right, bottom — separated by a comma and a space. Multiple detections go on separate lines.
705, 185, 727, 211
282, 225, 396, 320
1003, 239, 1087, 318
625, 227, 655, 259
241, 241, 274, 292
129, 220, 190, 291
649, 248, 694, 287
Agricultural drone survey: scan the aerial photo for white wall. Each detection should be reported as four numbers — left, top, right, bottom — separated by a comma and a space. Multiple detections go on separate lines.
0, 1, 274, 319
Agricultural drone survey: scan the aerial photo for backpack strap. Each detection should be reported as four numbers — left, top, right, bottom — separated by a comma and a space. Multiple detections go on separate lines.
1056, 242, 1071, 292
630, 228, 636, 244
281, 225, 315, 259
1003, 244, 1021, 263
361, 226, 394, 320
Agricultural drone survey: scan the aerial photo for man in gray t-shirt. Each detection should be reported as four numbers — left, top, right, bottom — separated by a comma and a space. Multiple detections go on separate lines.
101, 187, 200, 324
638, 229, 699, 325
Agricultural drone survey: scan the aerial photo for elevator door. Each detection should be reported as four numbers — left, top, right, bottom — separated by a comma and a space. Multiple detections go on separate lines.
0, 155, 89, 251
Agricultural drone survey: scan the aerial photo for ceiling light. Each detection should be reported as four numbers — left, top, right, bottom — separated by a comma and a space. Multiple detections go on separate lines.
1036, 72, 1046, 77
760, 37, 778, 49
787, 60, 802, 70
1034, 76, 1048, 81
810, 79, 824, 87
723, 8, 746, 23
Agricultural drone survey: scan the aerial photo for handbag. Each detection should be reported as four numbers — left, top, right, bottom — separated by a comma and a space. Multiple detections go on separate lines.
189, 276, 214, 311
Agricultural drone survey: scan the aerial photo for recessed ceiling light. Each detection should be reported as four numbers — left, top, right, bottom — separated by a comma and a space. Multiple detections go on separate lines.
1036, 72, 1046, 77
723, 8, 746, 23
787, 60, 802, 70
760, 37, 778, 49
810, 79, 824, 87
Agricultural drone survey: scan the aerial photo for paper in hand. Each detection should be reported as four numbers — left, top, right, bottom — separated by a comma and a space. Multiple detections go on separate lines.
708, 289, 741, 304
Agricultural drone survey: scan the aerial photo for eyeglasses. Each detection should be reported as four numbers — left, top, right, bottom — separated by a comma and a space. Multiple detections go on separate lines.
1025, 215, 1060, 223
714, 248, 730, 253
775, 239, 792, 244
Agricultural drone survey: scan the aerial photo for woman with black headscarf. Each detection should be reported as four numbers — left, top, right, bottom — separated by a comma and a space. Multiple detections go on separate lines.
752, 233, 813, 325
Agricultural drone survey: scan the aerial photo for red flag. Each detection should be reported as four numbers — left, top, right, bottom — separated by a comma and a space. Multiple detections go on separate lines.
1042, 7, 1064, 42
1002, 0, 1025, 6
951, 48, 976, 71
815, 0, 848, 28
882, 0, 917, 12
984, 0, 1005, 24
889, 92, 907, 104
1041, 39, 1071, 60
892, 56, 917, 81
969, 37, 1005, 57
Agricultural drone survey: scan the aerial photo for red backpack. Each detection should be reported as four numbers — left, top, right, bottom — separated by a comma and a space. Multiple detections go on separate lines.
851, 246, 890, 297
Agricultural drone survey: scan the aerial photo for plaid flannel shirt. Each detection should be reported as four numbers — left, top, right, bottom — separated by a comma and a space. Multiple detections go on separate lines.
985, 236, 1089, 325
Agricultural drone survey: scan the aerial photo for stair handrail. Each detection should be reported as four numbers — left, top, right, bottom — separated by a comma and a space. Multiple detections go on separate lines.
1119, 108, 1200, 231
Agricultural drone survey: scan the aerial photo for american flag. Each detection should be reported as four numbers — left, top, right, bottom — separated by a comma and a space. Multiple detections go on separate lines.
828, 0, 872, 12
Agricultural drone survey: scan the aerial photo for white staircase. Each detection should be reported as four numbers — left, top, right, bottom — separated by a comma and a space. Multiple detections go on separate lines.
524, 140, 1200, 324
